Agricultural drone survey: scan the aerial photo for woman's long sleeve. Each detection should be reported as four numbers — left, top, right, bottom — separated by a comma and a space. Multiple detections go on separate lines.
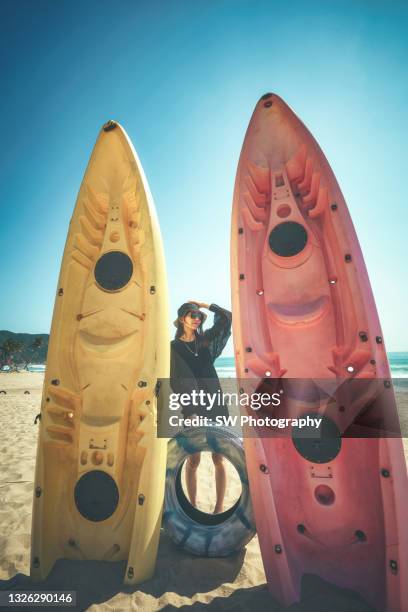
202, 304, 232, 361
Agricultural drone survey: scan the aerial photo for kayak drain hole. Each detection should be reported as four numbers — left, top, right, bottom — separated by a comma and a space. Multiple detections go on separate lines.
277, 204, 291, 218
175, 453, 242, 526
314, 484, 335, 506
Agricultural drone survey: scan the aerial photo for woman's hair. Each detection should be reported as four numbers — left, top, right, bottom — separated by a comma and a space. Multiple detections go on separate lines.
174, 312, 205, 340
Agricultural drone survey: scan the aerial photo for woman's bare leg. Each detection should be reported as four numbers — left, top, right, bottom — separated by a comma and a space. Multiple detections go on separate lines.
185, 452, 201, 506
212, 452, 226, 513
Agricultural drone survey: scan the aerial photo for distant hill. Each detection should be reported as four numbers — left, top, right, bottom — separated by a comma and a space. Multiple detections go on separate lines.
0, 330, 49, 364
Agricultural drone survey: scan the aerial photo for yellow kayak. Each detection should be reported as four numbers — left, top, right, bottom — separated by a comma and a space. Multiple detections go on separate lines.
30, 120, 169, 584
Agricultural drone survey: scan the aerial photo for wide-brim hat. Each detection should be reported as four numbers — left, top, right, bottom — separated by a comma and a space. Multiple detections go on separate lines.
173, 302, 207, 327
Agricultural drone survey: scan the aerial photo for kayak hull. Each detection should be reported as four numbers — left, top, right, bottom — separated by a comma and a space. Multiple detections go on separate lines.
31, 121, 169, 585
230, 94, 408, 611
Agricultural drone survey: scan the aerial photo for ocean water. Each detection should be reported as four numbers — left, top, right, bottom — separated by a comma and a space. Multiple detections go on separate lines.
214, 356, 236, 377
6, 354, 408, 378
388, 352, 408, 378
215, 353, 408, 379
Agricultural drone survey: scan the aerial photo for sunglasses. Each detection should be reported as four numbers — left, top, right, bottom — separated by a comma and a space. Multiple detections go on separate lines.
187, 310, 204, 320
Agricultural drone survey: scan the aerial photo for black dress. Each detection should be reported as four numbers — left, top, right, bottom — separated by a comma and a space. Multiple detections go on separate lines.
170, 304, 232, 419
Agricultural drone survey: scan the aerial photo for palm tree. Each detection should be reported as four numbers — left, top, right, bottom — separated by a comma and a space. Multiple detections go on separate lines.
0, 339, 25, 370
29, 337, 44, 368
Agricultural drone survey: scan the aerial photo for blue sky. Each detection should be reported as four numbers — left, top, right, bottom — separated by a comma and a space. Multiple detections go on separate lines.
0, 0, 407, 354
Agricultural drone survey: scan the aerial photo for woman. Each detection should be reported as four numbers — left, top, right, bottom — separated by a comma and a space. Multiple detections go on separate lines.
170, 300, 232, 514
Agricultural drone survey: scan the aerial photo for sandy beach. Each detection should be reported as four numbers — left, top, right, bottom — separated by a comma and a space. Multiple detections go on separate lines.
0, 371, 407, 611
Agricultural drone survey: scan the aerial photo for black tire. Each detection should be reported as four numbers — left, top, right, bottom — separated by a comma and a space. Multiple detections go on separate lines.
163, 426, 256, 557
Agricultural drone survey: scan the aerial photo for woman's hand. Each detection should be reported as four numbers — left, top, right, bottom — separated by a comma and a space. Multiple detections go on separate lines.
188, 300, 210, 309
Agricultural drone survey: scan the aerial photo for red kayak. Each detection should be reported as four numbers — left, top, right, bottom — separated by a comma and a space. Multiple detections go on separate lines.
230, 93, 408, 611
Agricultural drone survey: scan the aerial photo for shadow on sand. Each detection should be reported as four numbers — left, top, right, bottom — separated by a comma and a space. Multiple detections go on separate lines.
0, 531, 374, 612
